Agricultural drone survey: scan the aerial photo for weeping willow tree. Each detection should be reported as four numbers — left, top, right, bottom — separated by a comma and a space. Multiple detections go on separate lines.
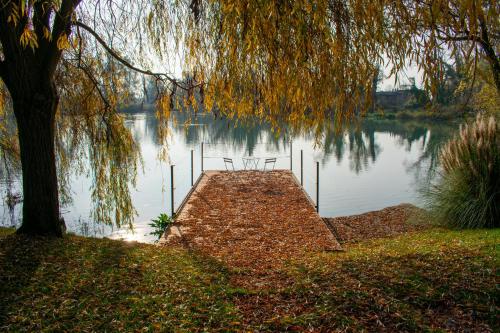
0, 0, 498, 236
175, 0, 498, 129
0, 1, 195, 236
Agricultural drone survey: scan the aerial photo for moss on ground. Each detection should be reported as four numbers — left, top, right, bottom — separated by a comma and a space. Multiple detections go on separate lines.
0, 227, 498, 332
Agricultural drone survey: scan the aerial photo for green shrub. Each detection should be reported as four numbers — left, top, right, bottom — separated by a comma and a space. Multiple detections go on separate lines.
425, 114, 500, 228
149, 213, 174, 241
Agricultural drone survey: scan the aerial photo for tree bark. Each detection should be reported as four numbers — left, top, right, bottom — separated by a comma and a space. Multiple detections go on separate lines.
481, 41, 500, 93
478, 14, 500, 93
13, 88, 64, 237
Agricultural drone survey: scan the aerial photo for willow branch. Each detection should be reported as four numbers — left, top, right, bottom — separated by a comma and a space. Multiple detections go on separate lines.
77, 62, 111, 111
74, 20, 196, 92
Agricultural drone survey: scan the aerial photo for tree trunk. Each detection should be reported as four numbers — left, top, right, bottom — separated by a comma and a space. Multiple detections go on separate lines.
478, 15, 500, 93
480, 40, 500, 94
13, 89, 64, 237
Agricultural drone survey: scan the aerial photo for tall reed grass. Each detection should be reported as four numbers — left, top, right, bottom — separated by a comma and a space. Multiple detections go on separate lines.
425, 114, 499, 228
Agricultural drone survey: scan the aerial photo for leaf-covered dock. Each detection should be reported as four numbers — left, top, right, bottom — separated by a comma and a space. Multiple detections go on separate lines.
161, 170, 341, 270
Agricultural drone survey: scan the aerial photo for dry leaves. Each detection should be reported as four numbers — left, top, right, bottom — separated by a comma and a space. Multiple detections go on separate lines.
324, 204, 428, 244
162, 170, 340, 274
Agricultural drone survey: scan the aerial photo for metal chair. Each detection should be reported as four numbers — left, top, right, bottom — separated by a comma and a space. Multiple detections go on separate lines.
223, 157, 235, 171
263, 158, 276, 171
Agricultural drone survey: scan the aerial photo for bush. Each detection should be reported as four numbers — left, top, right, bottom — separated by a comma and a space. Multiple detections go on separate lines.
425, 114, 500, 228
149, 213, 174, 241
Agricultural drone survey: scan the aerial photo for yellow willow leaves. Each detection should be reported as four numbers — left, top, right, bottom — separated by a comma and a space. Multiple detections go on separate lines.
2, 0, 496, 229
41, 26, 52, 41
7, 2, 53, 48
6, 2, 21, 26
175, 0, 499, 136
156, 93, 173, 162
182, 0, 388, 134
56, 33, 72, 50
53, 48, 142, 228
20, 28, 38, 50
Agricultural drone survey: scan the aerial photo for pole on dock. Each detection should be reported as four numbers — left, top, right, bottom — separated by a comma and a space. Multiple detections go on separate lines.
300, 150, 303, 186
170, 165, 175, 217
190, 150, 194, 186
290, 140, 293, 170
316, 161, 319, 213
201, 142, 204, 172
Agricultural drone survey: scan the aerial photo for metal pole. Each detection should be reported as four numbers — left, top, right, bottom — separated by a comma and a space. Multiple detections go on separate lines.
290, 140, 293, 170
316, 161, 319, 213
170, 165, 175, 217
201, 142, 204, 172
190, 150, 194, 186
300, 150, 303, 186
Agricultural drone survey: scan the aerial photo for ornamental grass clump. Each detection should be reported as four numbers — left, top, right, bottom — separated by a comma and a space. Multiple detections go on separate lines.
426, 114, 499, 228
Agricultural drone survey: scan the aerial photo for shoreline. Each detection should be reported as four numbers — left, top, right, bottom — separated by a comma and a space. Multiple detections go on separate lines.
1, 203, 427, 243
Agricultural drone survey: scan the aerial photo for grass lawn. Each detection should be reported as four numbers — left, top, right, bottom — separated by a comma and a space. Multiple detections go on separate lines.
0, 227, 498, 332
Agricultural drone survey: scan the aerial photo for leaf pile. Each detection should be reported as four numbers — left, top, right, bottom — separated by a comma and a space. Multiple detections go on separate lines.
324, 204, 429, 244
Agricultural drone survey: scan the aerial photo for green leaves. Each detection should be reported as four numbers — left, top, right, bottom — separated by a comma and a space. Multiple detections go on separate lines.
148, 213, 174, 241
426, 115, 500, 228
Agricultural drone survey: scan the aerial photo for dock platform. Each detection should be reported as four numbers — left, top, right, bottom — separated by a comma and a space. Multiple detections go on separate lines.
161, 170, 340, 269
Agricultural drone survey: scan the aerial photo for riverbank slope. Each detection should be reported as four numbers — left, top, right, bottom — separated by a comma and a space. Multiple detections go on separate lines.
0, 208, 498, 331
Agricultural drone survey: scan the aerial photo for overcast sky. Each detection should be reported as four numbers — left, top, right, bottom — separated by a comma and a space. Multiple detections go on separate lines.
380, 62, 423, 91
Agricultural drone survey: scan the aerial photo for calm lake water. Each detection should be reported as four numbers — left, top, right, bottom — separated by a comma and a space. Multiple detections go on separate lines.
0, 112, 459, 243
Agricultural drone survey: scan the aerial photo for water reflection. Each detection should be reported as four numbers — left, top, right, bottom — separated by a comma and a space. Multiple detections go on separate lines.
0, 111, 459, 242
170, 113, 456, 177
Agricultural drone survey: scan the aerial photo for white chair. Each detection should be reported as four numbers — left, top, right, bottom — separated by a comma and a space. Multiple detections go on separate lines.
263, 158, 276, 171
223, 157, 235, 171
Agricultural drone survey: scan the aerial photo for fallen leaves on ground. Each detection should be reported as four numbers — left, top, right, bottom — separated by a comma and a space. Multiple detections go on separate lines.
0, 233, 239, 332
0, 208, 498, 331
324, 204, 428, 244
163, 170, 340, 276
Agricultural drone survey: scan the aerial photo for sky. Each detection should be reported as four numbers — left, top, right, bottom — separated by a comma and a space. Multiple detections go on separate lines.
380, 64, 423, 91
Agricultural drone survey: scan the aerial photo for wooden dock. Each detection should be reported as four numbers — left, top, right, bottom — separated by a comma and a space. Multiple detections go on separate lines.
161, 170, 341, 270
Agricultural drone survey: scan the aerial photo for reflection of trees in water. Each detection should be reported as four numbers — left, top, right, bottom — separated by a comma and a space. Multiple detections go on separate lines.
134, 111, 458, 175
134, 111, 289, 155
319, 123, 381, 173
405, 122, 458, 183
6, 110, 460, 187
347, 130, 374, 174
318, 119, 458, 175
356, 119, 458, 180
178, 112, 289, 155
133, 111, 458, 176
